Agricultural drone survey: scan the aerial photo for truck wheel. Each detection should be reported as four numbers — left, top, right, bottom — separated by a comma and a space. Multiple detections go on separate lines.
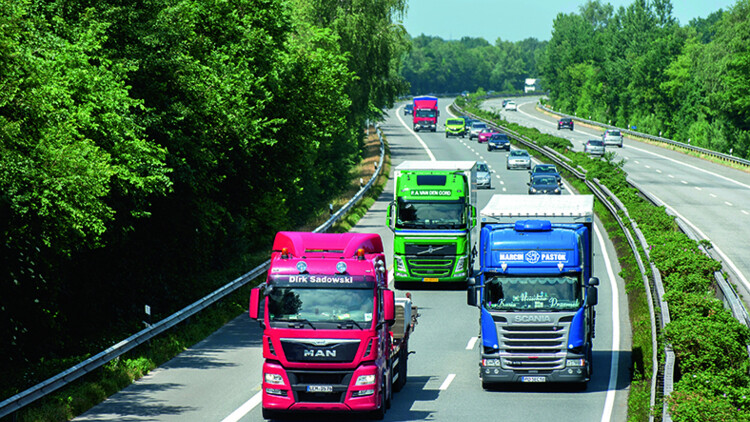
394, 345, 408, 392
370, 373, 387, 420
262, 408, 280, 420
445, 133, 448, 138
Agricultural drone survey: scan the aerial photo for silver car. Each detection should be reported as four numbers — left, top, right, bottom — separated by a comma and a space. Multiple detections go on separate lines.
469, 121, 488, 140
477, 161, 493, 189
602, 129, 623, 147
583, 139, 606, 156
506, 149, 531, 170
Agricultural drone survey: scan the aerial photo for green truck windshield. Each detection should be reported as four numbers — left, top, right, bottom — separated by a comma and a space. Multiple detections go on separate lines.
483, 275, 581, 311
396, 200, 465, 229
268, 287, 374, 324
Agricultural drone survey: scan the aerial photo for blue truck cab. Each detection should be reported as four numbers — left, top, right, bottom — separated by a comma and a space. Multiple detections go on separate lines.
468, 195, 599, 387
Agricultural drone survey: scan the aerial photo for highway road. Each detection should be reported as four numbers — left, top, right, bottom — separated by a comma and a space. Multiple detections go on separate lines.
76, 101, 632, 422
485, 96, 750, 305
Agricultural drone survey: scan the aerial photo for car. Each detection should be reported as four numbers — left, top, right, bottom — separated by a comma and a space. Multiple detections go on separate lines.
477, 161, 493, 189
602, 129, 624, 147
487, 133, 511, 151
445, 118, 466, 138
558, 118, 574, 130
462, 117, 477, 132
469, 121, 488, 140
501, 99, 510, 108
583, 139, 606, 156
404, 104, 413, 115
528, 175, 564, 195
506, 149, 531, 170
477, 129, 499, 143
504, 101, 518, 111
529, 164, 562, 185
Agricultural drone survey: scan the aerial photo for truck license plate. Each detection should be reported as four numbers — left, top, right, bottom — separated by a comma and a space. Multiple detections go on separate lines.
307, 385, 333, 393
423, 278, 439, 282
521, 376, 546, 383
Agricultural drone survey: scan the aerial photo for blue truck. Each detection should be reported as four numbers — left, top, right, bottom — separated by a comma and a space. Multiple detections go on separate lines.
467, 195, 599, 387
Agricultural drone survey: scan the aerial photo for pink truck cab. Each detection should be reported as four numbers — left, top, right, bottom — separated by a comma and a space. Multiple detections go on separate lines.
412, 95, 439, 132
249, 232, 417, 420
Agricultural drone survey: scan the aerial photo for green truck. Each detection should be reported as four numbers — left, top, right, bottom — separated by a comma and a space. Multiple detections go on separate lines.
387, 161, 478, 289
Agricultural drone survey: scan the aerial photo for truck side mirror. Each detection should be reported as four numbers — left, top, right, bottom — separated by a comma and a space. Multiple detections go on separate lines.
586, 286, 598, 306
467, 278, 480, 307
383, 289, 396, 325
249, 287, 261, 319
387, 201, 396, 232
587, 277, 599, 286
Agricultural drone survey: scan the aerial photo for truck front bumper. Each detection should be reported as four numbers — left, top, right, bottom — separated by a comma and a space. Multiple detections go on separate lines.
261, 361, 382, 413
479, 362, 590, 384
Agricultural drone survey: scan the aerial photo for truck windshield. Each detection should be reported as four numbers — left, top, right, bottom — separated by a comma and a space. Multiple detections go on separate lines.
396, 200, 465, 229
415, 109, 437, 117
483, 275, 581, 311
267, 286, 374, 326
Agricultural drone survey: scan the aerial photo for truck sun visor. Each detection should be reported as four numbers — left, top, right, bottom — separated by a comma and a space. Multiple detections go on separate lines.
515, 220, 552, 232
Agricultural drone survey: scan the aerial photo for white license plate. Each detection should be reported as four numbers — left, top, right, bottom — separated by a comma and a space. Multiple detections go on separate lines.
521, 376, 546, 383
307, 385, 333, 392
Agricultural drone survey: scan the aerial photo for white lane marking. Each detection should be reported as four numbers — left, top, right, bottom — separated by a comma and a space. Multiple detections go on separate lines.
439, 374, 456, 390
743, 210, 749, 215
710, 193, 717, 198
645, 165, 651, 169
726, 201, 733, 206
668, 174, 674, 178
221, 391, 262, 422
396, 106, 436, 161
502, 187, 507, 192
695, 186, 702, 191
681, 180, 688, 184
595, 223, 620, 422
646, 190, 750, 295
656, 169, 662, 174
466, 337, 478, 350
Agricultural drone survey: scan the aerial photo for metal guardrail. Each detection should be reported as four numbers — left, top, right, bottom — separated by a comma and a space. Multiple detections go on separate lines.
451, 102, 670, 420
537, 104, 750, 168
0, 127, 387, 419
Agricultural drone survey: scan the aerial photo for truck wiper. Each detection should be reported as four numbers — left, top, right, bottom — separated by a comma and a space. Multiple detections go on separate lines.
336, 319, 364, 330
277, 318, 317, 329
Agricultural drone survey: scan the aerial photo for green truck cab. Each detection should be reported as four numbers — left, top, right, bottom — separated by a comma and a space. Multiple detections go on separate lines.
445, 117, 466, 138
387, 161, 478, 289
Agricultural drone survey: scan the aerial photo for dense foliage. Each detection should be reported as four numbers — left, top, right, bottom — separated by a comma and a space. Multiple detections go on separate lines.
540, 0, 750, 159
0, 0, 408, 397
401, 35, 547, 95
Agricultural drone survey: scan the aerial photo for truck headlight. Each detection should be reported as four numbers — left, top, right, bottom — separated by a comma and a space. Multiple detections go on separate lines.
355, 374, 376, 386
395, 256, 406, 273
455, 257, 465, 273
482, 359, 501, 367
566, 359, 586, 367
265, 373, 285, 385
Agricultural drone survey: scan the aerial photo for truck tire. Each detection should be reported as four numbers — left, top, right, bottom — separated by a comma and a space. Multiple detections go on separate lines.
370, 371, 388, 420
262, 408, 281, 420
394, 345, 408, 392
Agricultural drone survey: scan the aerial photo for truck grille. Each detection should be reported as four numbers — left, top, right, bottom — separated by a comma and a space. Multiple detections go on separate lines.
498, 323, 569, 371
280, 338, 360, 363
406, 257, 455, 277
404, 243, 457, 255
287, 369, 351, 404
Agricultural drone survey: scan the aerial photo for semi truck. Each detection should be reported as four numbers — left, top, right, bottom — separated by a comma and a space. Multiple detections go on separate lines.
249, 232, 417, 420
387, 161, 478, 289
467, 195, 599, 387
412, 95, 439, 132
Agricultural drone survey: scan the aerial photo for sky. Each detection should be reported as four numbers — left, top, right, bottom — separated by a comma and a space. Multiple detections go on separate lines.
400, 0, 739, 43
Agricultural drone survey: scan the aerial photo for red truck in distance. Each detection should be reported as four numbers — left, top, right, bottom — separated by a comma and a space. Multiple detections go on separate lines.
249, 231, 417, 420
412, 95, 439, 132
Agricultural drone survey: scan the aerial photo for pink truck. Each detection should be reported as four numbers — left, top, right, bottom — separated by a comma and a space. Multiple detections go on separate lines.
249, 232, 417, 420
412, 95, 439, 132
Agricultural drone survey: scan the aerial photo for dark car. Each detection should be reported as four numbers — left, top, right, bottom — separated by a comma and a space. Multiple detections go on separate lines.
529, 164, 561, 185
404, 104, 413, 115
558, 118, 574, 130
528, 175, 563, 195
487, 133, 511, 151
